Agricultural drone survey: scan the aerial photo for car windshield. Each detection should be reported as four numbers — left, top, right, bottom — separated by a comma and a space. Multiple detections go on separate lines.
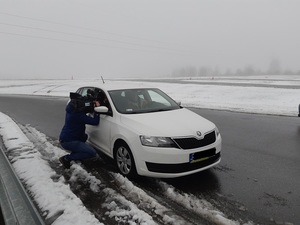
109, 88, 181, 114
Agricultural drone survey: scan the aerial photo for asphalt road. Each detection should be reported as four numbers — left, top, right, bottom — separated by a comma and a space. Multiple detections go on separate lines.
0, 94, 299, 225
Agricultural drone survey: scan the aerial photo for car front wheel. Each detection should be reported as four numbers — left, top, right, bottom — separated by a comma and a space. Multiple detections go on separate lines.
114, 142, 137, 179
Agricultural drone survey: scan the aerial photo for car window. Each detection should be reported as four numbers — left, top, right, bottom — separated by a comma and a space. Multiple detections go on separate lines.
81, 88, 93, 97
76, 87, 113, 115
148, 90, 171, 107
76, 88, 83, 95
94, 88, 112, 110
109, 88, 180, 114
76, 87, 93, 97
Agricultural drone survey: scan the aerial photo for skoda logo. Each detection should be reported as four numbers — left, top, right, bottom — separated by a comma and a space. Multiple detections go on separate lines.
196, 131, 202, 136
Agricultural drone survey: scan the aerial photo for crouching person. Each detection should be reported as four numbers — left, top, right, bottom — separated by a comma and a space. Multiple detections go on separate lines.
59, 93, 100, 168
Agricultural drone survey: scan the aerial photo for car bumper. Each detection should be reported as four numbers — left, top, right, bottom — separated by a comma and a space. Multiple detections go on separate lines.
135, 135, 222, 178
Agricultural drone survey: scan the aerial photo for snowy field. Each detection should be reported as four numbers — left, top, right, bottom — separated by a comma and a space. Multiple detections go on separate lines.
1, 75, 300, 116
0, 76, 299, 225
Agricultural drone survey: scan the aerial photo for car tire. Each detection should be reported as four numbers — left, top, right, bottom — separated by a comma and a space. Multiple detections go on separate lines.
114, 142, 137, 179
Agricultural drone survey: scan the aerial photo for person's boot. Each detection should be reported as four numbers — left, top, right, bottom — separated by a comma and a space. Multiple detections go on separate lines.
59, 155, 71, 169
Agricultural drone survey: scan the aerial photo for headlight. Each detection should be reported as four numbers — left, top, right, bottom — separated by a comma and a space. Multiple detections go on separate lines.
140, 136, 177, 148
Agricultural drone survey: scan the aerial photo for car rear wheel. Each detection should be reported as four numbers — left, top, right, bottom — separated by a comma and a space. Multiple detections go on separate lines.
114, 142, 137, 179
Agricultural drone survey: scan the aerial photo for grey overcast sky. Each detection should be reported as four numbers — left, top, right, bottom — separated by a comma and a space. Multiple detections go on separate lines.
0, 0, 300, 79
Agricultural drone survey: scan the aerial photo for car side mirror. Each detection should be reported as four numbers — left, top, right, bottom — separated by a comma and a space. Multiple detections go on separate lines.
94, 106, 109, 113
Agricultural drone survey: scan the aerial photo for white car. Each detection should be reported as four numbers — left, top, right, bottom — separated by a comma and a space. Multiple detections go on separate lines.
76, 84, 222, 178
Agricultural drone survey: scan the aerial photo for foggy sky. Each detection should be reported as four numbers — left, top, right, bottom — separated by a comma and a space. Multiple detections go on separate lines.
1, 0, 300, 79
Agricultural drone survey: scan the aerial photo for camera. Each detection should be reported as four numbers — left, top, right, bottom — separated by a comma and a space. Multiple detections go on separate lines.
69, 91, 95, 113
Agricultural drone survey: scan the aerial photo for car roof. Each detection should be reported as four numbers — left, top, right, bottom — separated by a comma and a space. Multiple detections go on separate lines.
79, 81, 156, 92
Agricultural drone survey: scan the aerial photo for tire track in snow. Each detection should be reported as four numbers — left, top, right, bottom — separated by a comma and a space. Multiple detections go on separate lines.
32, 84, 65, 94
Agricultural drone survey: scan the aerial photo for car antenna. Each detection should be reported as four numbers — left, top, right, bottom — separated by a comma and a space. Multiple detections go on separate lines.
101, 76, 105, 84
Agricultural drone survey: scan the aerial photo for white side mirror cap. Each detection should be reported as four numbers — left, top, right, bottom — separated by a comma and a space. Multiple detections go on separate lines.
94, 106, 109, 113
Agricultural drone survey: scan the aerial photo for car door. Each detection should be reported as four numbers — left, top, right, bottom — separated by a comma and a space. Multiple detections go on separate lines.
92, 113, 113, 156
86, 89, 113, 157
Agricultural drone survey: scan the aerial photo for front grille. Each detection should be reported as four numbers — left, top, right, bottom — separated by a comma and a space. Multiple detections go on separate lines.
173, 131, 216, 149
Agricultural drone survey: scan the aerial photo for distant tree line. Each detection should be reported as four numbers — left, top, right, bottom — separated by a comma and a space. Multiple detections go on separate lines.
172, 59, 300, 77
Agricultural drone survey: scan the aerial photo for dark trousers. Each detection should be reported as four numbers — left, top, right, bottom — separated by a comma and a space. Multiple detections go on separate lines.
60, 141, 97, 161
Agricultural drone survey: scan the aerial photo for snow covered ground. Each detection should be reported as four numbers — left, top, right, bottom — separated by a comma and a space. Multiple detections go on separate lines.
1, 75, 300, 116
0, 76, 299, 225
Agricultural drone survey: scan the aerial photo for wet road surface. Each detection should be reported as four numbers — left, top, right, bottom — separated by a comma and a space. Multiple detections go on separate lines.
1, 94, 299, 224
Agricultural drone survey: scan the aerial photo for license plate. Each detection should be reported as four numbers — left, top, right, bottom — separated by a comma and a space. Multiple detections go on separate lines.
189, 148, 216, 163
189, 153, 209, 163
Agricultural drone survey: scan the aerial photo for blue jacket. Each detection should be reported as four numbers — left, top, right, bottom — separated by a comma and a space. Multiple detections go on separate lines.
59, 101, 100, 142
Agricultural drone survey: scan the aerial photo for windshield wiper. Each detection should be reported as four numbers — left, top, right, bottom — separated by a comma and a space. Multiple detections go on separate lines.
147, 108, 173, 113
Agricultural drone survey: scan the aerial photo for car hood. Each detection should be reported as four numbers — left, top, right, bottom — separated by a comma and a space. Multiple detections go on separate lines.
120, 108, 216, 137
